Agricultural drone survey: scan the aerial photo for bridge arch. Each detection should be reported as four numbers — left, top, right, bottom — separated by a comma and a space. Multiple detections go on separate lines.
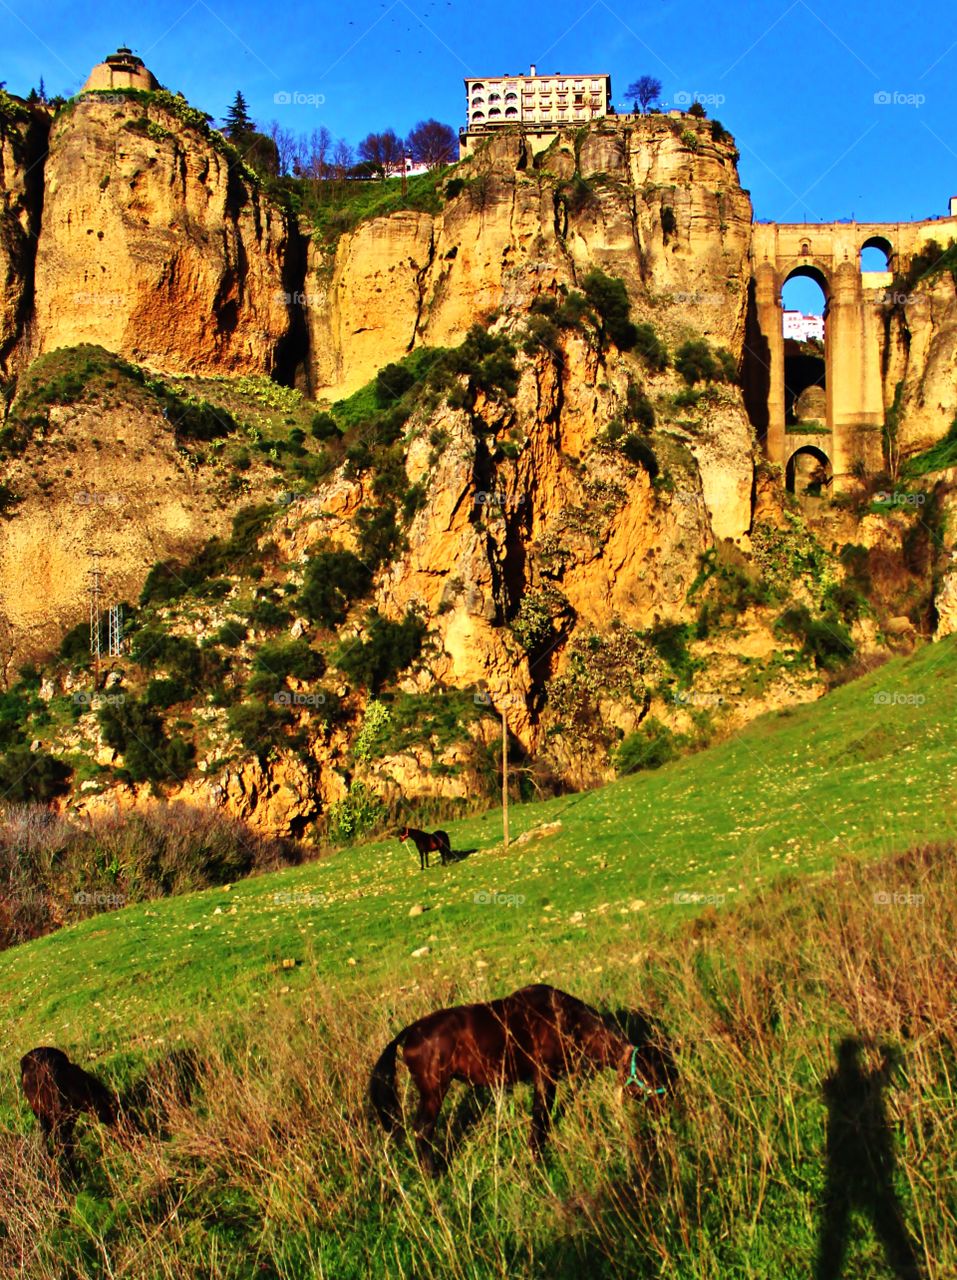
786, 445, 831, 495
860, 234, 894, 272
779, 262, 830, 300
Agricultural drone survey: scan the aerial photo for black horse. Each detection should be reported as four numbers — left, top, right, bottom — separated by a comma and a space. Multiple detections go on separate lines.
398, 826, 451, 870
21, 1047, 119, 1167
369, 983, 673, 1174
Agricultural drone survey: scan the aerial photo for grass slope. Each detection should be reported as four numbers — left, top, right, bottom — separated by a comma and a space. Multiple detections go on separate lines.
1, 637, 954, 1058
0, 640, 955, 1277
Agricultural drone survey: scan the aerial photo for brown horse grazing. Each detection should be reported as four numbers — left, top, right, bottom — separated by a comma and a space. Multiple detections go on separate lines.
369, 983, 672, 1174
21, 1047, 119, 1165
398, 826, 451, 870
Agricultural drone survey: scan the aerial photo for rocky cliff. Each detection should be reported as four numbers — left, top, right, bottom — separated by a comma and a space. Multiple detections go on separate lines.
883, 262, 957, 454
0, 95, 48, 375
0, 97, 952, 835
21, 92, 301, 379
309, 120, 751, 399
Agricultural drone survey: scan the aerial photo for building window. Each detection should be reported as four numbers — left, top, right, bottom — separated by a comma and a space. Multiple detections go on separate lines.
506, 107, 518, 117
471, 81, 484, 91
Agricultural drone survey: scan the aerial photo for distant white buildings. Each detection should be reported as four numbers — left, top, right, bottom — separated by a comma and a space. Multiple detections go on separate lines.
783, 310, 825, 342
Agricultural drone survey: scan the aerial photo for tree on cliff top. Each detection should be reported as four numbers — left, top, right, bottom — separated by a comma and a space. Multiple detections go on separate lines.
406, 119, 457, 169
357, 129, 405, 178
224, 90, 253, 139
627, 76, 662, 113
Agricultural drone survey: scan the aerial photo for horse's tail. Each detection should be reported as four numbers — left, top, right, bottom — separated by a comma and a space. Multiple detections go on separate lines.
369, 1029, 409, 1134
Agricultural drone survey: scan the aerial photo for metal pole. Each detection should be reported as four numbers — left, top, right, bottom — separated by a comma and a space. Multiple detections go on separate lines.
501, 706, 509, 850
89, 553, 101, 690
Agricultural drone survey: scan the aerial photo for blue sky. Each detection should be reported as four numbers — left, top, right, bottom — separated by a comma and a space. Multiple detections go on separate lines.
3, 0, 955, 310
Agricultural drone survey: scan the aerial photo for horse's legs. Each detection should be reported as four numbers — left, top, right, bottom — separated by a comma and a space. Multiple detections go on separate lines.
530, 1076, 556, 1159
413, 1080, 449, 1177
420, 845, 428, 871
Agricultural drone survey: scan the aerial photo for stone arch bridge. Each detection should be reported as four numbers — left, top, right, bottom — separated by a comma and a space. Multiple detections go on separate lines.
743, 217, 957, 489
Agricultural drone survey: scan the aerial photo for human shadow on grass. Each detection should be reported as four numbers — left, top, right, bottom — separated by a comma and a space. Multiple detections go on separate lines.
814, 1038, 924, 1280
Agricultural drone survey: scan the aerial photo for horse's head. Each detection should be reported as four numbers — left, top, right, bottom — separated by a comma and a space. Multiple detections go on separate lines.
397, 827, 410, 840
90, 1079, 120, 1127
616, 1040, 675, 1105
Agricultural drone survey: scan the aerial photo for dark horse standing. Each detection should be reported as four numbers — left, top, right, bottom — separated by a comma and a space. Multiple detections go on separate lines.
21, 1047, 119, 1166
398, 826, 451, 871
369, 983, 672, 1174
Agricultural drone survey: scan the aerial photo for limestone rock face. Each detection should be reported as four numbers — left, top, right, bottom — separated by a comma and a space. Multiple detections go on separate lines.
0, 392, 261, 663
308, 119, 752, 398
884, 272, 957, 454
31, 96, 298, 376
0, 104, 48, 373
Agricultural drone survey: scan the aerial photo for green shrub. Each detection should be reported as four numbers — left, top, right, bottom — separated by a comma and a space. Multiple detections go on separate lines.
675, 340, 717, 385
131, 630, 204, 690
375, 362, 418, 405
647, 622, 698, 684
227, 698, 291, 752
247, 638, 325, 696
59, 622, 91, 665
619, 434, 660, 477
140, 504, 275, 607
0, 749, 71, 802
777, 606, 855, 671
300, 548, 372, 627
145, 677, 191, 709
625, 380, 656, 431
674, 339, 737, 387
632, 323, 668, 371
98, 698, 194, 783
614, 719, 679, 774
311, 412, 340, 440
326, 780, 384, 845
582, 269, 637, 351
209, 621, 248, 648
335, 609, 426, 692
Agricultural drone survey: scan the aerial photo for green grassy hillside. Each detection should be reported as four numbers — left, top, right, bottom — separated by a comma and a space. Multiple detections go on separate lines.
1, 638, 955, 1277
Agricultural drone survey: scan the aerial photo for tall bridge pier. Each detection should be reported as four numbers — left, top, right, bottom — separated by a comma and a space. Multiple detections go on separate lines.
744, 217, 957, 490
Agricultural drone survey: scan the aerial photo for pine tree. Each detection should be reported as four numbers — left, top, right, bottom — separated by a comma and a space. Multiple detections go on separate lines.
38, 76, 46, 102
224, 90, 253, 139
